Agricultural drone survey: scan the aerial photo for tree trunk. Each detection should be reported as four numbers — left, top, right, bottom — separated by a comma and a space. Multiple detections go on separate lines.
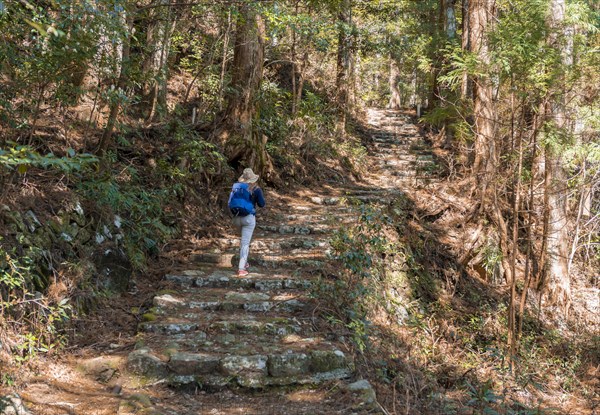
143, 0, 175, 122
97, 13, 132, 154
469, 0, 497, 207
543, 0, 572, 310
460, 0, 472, 99
291, 0, 299, 116
218, 9, 232, 111
294, 51, 308, 117
444, 0, 457, 39
220, 3, 273, 178
335, 0, 352, 134
388, 58, 401, 109
543, 147, 571, 309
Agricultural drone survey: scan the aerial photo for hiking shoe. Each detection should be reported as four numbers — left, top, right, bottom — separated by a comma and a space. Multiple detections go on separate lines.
237, 270, 249, 277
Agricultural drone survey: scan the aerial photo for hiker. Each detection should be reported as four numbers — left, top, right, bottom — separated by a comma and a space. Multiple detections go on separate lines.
228, 168, 266, 276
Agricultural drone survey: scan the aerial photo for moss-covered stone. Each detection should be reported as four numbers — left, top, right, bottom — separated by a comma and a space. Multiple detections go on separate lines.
309, 350, 348, 373
126, 349, 167, 379
268, 353, 310, 377
168, 352, 220, 375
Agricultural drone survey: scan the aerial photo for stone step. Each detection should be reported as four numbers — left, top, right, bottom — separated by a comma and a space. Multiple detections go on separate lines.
152, 289, 309, 315
377, 138, 419, 145
274, 212, 356, 222
389, 170, 415, 177
206, 235, 330, 252
257, 223, 329, 235
127, 342, 352, 389
139, 325, 319, 352
190, 251, 327, 270
309, 194, 392, 206
338, 187, 403, 195
372, 138, 413, 146
380, 160, 434, 169
379, 153, 432, 161
373, 132, 418, 139
140, 314, 304, 337
409, 144, 433, 152
209, 317, 303, 336
165, 269, 312, 291
372, 141, 425, 150
379, 160, 413, 168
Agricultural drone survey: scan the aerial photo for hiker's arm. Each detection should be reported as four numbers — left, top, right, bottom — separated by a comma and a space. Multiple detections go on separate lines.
254, 188, 266, 208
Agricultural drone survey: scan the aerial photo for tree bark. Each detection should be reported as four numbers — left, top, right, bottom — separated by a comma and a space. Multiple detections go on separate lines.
444, 0, 457, 39
335, 0, 352, 134
460, 0, 472, 99
97, 12, 132, 154
469, 0, 497, 207
218, 9, 232, 111
543, 0, 571, 310
220, 3, 274, 179
143, 0, 176, 122
388, 58, 401, 109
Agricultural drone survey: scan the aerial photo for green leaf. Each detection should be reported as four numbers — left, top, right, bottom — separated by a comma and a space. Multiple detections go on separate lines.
17, 164, 28, 174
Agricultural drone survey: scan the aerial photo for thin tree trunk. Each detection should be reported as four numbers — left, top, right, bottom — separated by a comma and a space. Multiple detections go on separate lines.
291, 0, 298, 116
27, 84, 47, 145
335, 0, 352, 134
388, 58, 401, 109
543, 0, 572, 311
508, 93, 523, 371
460, 0, 471, 100
148, 1, 176, 121
294, 50, 308, 117
568, 164, 587, 272
469, 0, 497, 207
98, 13, 131, 154
518, 110, 542, 343
218, 9, 232, 111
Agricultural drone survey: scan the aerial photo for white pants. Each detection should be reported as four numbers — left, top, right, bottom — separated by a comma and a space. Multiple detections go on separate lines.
232, 215, 256, 270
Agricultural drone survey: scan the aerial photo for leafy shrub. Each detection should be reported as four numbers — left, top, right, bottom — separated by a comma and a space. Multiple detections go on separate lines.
0, 244, 71, 362
76, 170, 178, 270
0, 144, 98, 174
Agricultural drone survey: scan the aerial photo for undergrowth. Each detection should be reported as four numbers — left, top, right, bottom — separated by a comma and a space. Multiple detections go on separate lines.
0, 132, 227, 372
314, 196, 593, 414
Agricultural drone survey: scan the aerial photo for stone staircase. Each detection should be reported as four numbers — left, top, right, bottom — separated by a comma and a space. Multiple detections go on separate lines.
124, 108, 435, 413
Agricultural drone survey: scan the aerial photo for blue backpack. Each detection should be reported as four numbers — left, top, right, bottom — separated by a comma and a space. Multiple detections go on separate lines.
228, 183, 254, 216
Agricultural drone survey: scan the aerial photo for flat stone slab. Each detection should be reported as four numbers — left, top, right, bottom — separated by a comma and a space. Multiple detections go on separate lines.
153, 292, 307, 314
209, 318, 301, 336
127, 346, 352, 389
139, 321, 201, 335
191, 251, 327, 269
225, 291, 270, 302
166, 270, 312, 291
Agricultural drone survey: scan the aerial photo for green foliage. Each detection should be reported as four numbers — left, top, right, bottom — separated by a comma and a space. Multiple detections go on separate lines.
0, 244, 72, 362
479, 241, 503, 279
166, 118, 227, 177
463, 379, 561, 415
438, 46, 482, 90
314, 204, 404, 352
76, 170, 177, 270
258, 80, 291, 145
0, 144, 98, 174
0, 0, 128, 125
420, 105, 461, 129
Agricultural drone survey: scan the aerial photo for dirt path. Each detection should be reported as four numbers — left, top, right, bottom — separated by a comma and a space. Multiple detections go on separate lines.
10, 109, 434, 415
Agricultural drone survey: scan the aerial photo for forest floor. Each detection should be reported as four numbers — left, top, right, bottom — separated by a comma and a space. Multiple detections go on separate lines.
3, 109, 598, 415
